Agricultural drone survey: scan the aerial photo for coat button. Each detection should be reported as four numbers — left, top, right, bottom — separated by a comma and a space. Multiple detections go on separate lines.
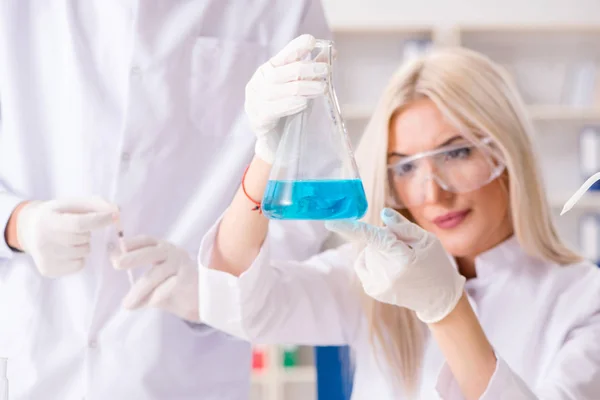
130, 66, 142, 77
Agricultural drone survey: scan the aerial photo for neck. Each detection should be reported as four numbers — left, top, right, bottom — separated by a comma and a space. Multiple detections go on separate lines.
455, 230, 515, 280
456, 256, 477, 280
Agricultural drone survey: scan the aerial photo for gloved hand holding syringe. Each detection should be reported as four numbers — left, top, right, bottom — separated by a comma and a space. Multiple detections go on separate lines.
12, 197, 198, 321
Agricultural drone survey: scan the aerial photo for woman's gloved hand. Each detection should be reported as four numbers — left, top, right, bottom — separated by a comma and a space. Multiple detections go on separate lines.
245, 34, 330, 163
326, 208, 466, 324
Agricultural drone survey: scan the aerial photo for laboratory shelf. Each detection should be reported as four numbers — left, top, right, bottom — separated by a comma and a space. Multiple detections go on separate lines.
281, 366, 317, 383
331, 24, 435, 35
342, 104, 600, 122
528, 106, 600, 122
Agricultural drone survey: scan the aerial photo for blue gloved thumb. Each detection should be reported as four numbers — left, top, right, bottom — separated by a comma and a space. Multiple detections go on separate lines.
325, 220, 366, 243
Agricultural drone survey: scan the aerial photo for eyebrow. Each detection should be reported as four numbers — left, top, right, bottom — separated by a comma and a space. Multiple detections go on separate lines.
388, 135, 464, 158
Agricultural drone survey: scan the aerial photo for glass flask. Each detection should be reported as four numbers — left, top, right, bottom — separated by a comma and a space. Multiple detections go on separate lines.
261, 39, 368, 220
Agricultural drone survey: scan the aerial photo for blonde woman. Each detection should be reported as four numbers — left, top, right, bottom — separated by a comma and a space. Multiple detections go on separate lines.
197, 35, 600, 399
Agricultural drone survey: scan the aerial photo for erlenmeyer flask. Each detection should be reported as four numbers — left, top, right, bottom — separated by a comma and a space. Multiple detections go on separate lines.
261, 39, 368, 220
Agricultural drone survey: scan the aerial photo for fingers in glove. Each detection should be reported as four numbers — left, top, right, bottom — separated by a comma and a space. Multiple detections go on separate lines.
325, 220, 369, 242
325, 220, 401, 252
50, 196, 118, 214
352, 251, 380, 294
269, 34, 316, 67
265, 61, 329, 84
112, 237, 166, 270
380, 208, 429, 248
36, 258, 85, 278
47, 197, 118, 233
122, 263, 177, 309
263, 81, 327, 101
256, 97, 309, 121
56, 243, 91, 259
119, 235, 159, 252
36, 238, 91, 260
147, 275, 178, 308
50, 206, 118, 233
51, 230, 91, 247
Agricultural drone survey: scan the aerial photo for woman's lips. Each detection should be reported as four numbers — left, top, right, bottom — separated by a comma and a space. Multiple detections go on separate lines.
433, 209, 471, 229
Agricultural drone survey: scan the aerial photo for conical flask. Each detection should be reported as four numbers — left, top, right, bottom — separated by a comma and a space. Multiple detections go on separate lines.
261, 40, 368, 220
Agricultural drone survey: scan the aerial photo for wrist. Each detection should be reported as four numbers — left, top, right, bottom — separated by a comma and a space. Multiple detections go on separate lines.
5, 201, 31, 252
416, 273, 466, 324
244, 157, 272, 202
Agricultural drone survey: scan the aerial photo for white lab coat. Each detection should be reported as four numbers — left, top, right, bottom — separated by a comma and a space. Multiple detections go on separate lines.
0, 1, 330, 399
198, 219, 600, 399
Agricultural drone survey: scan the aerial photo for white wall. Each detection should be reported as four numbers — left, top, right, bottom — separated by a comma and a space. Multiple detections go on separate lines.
321, 0, 600, 27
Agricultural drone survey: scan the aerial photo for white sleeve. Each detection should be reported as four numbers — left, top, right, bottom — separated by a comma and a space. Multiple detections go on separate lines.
0, 189, 23, 259
435, 313, 600, 400
197, 217, 362, 346
265, 219, 332, 263
435, 355, 536, 400
0, 97, 26, 260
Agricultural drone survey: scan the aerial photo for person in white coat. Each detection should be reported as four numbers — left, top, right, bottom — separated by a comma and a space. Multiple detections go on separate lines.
0, 2, 331, 399
197, 38, 600, 399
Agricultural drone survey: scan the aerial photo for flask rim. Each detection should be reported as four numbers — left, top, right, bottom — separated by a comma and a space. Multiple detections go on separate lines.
314, 39, 334, 49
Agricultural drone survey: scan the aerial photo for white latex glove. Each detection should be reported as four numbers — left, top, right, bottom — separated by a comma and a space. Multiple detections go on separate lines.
17, 197, 118, 278
111, 236, 199, 322
326, 208, 466, 324
245, 34, 330, 163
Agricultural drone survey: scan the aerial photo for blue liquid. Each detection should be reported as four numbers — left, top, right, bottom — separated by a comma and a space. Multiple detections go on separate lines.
262, 179, 368, 220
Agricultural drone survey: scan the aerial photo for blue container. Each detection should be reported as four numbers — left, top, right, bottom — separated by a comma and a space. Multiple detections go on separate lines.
262, 179, 368, 220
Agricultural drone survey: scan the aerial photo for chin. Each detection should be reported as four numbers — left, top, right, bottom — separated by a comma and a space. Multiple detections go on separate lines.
431, 221, 484, 257
438, 238, 476, 258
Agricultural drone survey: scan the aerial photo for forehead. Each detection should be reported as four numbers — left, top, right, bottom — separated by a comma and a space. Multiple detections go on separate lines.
389, 98, 460, 155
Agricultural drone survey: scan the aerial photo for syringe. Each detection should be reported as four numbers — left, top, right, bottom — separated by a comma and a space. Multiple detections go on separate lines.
113, 213, 135, 287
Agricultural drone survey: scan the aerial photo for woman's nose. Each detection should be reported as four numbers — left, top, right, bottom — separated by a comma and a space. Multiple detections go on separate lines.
422, 175, 454, 206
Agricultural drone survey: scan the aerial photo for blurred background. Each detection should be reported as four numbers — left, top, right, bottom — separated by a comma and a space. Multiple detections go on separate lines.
252, 1, 600, 399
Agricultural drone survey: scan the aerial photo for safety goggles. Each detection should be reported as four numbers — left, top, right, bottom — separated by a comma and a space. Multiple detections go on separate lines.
386, 137, 505, 208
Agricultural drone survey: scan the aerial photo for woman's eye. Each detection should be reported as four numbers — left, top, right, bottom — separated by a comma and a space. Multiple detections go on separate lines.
445, 147, 472, 160
395, 162, 415, 176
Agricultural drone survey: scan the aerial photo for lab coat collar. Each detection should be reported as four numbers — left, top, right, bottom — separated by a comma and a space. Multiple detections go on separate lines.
472, 235, 525, 280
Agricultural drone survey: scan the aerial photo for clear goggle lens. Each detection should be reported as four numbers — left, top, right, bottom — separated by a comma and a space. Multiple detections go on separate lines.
387, 138, 505, 208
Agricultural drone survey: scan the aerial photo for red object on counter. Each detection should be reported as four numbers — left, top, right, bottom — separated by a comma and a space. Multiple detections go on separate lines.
252, 347, 266, 370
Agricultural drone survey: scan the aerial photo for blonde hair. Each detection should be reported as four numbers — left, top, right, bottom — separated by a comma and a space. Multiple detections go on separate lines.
353, 46, 582, 395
